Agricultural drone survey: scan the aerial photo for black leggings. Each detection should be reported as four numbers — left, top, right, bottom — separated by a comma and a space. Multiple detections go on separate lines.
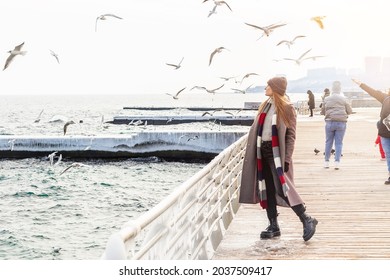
261, 141, 305, 219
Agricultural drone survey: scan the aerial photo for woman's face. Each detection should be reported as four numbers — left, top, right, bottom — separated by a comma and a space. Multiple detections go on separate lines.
265, 85, 273, 97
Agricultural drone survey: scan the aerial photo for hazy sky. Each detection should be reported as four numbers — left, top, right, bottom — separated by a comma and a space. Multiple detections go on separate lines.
0, 0, 389, 95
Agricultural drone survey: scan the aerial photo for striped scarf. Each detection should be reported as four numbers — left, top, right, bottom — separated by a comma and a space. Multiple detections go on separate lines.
256, 102, 290, 209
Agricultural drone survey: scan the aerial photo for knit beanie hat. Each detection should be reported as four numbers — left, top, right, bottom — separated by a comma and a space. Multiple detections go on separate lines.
267, 77, 287, 95
332, 81, 341, 93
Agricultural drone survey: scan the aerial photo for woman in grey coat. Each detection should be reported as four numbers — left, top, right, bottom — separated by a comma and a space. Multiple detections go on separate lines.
239, 76, 318, 241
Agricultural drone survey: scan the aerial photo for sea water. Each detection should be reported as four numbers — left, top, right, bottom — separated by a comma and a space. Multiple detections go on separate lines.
0, 92, 310, 259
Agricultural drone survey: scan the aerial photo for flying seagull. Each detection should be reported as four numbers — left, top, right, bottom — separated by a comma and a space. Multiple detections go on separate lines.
191, 84, 224, 94
244, 22, 287, 39
49, 50, 60, 64
59, 162, 89, 176
34, 109, 44, 123
284, 49, 323, 65
240, 72, 259, 84
276, 35, 306, 49
95, 14, 123, 32
311, 16, 326, 29
209, 47, 228, 66
47, 151, 58, 166
165, 87, 186, 100
63, 120, 75, 135
231, 84, 253, 94
3, 42, 27, 71
166, 57, 184, 70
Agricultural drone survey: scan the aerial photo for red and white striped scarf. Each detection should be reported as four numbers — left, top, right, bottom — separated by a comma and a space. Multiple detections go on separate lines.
256, 102, 290, 209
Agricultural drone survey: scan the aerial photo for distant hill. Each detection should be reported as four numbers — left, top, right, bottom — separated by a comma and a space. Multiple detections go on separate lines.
247, 67, 389, 94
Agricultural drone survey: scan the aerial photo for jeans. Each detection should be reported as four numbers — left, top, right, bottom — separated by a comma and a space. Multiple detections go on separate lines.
324, 121, 347, 162
380, 136, 390, 173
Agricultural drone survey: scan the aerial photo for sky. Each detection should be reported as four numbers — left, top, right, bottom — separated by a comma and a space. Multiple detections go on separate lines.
1, 0, 390, 95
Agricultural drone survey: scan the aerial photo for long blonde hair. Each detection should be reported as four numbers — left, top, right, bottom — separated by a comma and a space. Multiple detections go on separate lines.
258, 93, 294, 128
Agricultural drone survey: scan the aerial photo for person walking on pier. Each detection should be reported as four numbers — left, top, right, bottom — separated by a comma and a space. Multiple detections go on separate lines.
352, 78, 390, 184
320, 81, 353, 170
319, 88, 330, 109
307, 90, 315, 117
239, 76, 318, 242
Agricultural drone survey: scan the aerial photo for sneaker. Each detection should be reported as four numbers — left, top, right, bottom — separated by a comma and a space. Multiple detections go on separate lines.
334, 161, 340, 170
381, 158, 386, 161
324, 161, 329, 168
385, 177, 390, 185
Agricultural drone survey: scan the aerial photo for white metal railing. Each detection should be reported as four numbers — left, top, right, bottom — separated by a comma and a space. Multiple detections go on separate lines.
101, 133, 248, 260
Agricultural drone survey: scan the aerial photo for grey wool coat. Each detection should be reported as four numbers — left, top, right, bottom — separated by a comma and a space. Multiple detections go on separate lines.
239, 103, 304, 207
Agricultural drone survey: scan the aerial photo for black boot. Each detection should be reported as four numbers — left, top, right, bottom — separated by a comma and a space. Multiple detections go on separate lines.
260, 218, 280, 239
298, 212, 318, 241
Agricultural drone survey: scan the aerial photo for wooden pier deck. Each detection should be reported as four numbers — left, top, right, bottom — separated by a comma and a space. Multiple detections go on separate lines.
213, 108, 390, 260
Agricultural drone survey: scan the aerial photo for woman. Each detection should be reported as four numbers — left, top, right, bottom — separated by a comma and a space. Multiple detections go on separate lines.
239, 76, 318, 241
352, 78, 390, 184
307, 90, 315, 117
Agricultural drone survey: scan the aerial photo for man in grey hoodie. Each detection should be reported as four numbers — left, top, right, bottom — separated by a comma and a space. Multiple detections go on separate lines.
320, 81, 353, 169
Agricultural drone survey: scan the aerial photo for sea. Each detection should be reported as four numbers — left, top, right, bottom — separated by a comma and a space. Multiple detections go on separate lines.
0, 92, 310, 260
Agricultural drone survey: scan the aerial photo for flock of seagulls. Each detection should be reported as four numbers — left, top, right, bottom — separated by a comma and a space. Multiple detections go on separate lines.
3, 13, 123, 70
157, 2, 326, 100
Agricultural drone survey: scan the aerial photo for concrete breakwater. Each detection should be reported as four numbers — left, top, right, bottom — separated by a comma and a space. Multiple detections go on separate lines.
0, 131, 247, 160
108, 115, 254, 126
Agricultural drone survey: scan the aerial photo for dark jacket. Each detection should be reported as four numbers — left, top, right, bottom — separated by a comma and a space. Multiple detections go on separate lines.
307, 92, 315, 109
360, 83, 390, 138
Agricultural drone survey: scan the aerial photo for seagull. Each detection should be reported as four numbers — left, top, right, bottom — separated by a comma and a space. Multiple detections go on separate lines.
63, 120, 75, 135
207, 4, 218, 17
209, 47, 228, 66
179, 134, 199, 142
59, 162, 89, 176
52, 247, 62, 254
231, 84, 253, 94
3, 42, 27, 71
8, 139, 16, 151
165, 87, 186, 99
128, 119, 144, 126
166, 57, 184, 70
311, 16, 326, 29
47, 151, 58, 166
276, 35, 306, 49
95, 13, 123, 32
187, 135, 199, 141
283, 49, 314, 65
244, 22, 287, 39
202, 109, 233, 116
54, 154, 62, 166
49, 50, 60, 64
205, 0, 232, 17
240, 73, 259, 84
34, 109, 44, 123
219, 76, 237, 82
314, 148, 320, 155
191, 84, 224, 94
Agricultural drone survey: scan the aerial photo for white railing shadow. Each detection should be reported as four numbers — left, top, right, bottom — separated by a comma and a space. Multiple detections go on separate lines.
101, 133, 248, 260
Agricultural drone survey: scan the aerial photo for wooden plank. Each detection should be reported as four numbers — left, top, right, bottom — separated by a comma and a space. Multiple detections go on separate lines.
213, 108, 390, 260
